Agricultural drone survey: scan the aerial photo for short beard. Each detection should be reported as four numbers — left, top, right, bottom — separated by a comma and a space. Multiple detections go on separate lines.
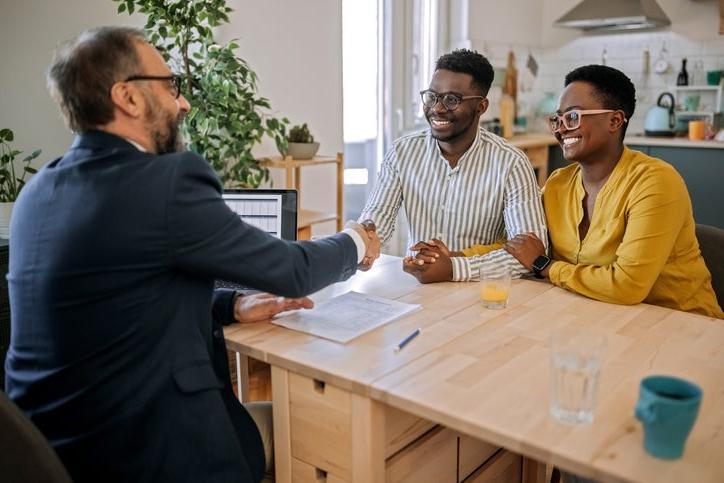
151, 115, 185, 155
427, 111, 479, 143
143, 93, 186, 155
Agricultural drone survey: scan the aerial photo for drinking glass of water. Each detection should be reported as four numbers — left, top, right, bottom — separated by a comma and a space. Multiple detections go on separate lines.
549, 328, 606, 425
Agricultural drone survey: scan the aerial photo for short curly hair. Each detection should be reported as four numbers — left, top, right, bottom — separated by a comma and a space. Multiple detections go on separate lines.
435, 49, 494, 96
564, 65, 636, 137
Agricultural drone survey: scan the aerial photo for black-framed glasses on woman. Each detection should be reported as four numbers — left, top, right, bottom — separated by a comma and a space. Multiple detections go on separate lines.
420, 89, 485, 111
124, 74, 182, 99
547, 109, 627, 132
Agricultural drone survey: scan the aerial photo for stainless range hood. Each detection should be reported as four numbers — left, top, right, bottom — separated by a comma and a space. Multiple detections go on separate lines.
555, 0, 671, 32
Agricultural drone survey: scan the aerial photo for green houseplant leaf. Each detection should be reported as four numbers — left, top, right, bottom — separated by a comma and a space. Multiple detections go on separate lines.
113, 0, 288, 188
0, 129, 41, 202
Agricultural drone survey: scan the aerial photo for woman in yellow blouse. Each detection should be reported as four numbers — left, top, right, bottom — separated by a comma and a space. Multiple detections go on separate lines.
504, 65, 722, 318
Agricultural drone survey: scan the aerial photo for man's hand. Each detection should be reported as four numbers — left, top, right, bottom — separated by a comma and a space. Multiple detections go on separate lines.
409, 238, 464, 265
233, 292, 314, 324
349, 219, 381, 271
402, 247, 453, 283
504, 233, 546, 271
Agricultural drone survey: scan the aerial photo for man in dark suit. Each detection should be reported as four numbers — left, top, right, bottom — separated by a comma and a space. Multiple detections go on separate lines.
5, 26, 379, 483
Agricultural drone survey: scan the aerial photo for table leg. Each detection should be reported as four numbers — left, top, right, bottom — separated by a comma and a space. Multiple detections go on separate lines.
351, 394, 385, 482
271, 366, 292, 483
522, 456, 547, 483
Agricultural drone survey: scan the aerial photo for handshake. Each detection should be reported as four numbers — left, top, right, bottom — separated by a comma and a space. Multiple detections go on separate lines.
345, 219, 381, 271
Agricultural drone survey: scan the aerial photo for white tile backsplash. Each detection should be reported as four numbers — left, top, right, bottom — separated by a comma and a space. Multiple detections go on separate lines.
481, 32, 724, 135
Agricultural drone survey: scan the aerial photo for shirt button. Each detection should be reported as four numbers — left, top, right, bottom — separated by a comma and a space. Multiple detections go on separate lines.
213, 329, 222, 338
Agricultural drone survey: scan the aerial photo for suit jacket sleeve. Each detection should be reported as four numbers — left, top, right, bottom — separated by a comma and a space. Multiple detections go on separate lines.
165, 153, 358, 298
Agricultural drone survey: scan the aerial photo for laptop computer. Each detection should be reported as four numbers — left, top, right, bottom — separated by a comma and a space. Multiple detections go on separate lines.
215, 188, 298, 290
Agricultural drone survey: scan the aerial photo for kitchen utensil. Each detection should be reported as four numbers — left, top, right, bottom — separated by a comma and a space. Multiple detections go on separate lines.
707, 70, 723, 86
653, 43, 669, 74
644, 92, 676, 137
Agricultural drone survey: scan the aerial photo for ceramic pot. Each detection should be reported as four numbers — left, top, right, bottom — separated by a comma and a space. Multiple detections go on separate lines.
286, 142, 319, 160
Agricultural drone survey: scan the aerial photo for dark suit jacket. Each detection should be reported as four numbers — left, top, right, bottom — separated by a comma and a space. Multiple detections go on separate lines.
5, 131, 358, 482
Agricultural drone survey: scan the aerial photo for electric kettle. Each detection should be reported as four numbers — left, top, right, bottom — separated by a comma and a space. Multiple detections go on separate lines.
644, 92, 675, 137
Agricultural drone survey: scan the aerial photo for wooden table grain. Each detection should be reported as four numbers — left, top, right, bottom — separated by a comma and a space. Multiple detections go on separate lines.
224, 255, 724, 483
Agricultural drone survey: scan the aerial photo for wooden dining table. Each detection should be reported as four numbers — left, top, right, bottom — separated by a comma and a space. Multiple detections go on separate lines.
224, 255, 724, 483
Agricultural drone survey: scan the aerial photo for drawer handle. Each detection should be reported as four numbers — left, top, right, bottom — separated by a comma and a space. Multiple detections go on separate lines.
313, 378, 325, 394
314, 467, 327, 482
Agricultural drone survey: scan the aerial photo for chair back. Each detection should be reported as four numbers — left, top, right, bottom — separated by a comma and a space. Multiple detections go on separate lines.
696, 224, 724, 308
0, 390, 72, 483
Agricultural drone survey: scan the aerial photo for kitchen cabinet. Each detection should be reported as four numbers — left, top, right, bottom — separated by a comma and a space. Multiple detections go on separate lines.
629, 145, 724, 230
548, 143, 724, 229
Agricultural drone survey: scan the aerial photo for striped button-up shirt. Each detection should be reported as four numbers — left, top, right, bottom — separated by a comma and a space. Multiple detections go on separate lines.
360, 126, 548, 281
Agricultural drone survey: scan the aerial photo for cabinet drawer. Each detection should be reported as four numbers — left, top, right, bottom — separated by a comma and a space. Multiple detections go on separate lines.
384, 405, 436, 458
291, 457, 349, 483
458, 435, 499, 482
289, 373, 352, 480
462, 450, 521, 483
385, 427, 457, 483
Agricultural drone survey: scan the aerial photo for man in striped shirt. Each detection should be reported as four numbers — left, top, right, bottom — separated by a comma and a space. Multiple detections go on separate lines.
359, 49, 547, 283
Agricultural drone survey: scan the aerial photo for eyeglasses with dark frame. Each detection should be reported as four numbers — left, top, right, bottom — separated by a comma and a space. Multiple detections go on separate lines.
547, 109, 628, 132
420, 89, 485, 111
124, 74, 182, 99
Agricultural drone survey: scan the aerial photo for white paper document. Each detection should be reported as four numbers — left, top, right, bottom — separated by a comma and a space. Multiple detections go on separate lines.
271, 291, 421, 343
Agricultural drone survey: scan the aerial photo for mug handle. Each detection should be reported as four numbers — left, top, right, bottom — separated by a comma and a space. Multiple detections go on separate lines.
635, 401, 657, 423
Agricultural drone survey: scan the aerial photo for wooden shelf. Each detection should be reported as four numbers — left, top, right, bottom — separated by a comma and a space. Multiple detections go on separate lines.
259, 155, 342, 169
260, 152, 344, 239
299, 209, 338, 227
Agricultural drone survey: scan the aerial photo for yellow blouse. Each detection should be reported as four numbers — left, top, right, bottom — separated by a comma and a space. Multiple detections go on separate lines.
543, 147, 722, 318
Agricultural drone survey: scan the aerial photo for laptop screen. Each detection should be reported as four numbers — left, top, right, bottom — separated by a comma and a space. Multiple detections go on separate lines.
221, 189, 298, 241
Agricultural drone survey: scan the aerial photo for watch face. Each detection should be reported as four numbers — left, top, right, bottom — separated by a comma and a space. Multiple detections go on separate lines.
532, 255, 550, 271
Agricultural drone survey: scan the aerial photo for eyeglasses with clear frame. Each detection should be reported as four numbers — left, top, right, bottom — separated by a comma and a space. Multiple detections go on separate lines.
124, 74, 182, 99
420, 89, 485, 111
547, 109, 627, 132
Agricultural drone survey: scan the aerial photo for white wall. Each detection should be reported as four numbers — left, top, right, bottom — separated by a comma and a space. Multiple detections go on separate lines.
218, 1, 344, 235
1, 0, 344, 235
536, 0, 724, 134
0, 0, 144, 163
468, 0, 542, 48
461, 0, 724, 134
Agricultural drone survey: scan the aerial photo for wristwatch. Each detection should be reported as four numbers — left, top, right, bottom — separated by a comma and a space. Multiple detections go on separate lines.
531, 255, 552, 279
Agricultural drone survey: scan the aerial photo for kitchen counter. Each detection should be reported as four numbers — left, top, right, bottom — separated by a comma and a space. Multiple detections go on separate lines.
508, 133, 557, 149
625, 135, 724, 149
507, 133, 557, 186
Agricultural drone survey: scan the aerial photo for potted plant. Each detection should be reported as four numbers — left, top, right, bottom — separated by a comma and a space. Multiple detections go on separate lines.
114, 0, 288, 188
285, 123, 320, 160
0, 129, 40, 239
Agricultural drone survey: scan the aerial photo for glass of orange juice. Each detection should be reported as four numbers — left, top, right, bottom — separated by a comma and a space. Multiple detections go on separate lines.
479, 266, 511, 309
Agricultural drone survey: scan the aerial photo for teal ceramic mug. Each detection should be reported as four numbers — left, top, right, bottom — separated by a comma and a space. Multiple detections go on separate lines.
635, 375, 702, 459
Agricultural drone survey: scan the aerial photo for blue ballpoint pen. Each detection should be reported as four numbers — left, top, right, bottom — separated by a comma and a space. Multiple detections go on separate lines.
393, 328, 421, 352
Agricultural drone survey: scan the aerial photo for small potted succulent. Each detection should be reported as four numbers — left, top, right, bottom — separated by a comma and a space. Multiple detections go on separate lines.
285, 123, 319, 160
0, 128, 40, 239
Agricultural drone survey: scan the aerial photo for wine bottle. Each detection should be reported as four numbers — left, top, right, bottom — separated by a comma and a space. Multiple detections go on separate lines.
676, 58, 689, 86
